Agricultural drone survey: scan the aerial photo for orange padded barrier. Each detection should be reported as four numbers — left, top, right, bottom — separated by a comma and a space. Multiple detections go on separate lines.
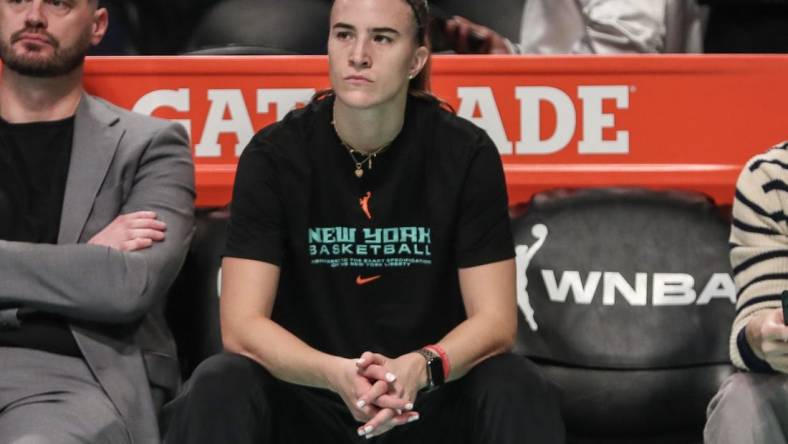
84, 55, 788, 208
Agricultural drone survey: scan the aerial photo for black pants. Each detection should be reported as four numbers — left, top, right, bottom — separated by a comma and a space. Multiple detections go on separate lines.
164, 352, 565, 444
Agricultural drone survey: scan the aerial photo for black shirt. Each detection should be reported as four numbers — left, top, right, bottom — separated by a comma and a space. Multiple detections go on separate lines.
0, 116, 73, 242
225, 95, 514, 359
0, 116, 82, 357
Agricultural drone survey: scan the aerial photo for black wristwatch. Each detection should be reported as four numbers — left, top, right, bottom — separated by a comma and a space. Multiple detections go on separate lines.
417, 348, 445, 392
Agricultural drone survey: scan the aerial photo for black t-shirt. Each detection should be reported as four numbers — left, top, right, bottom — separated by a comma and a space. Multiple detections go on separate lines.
0, 116, 81, 357
0, 116, 73, 242
225, 95, 514, 359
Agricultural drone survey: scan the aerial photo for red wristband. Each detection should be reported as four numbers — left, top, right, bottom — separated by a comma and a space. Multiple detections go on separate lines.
424, 344, 450, 380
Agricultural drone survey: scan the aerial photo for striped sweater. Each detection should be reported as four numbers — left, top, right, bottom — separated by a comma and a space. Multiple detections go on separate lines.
730, 141, 788, 372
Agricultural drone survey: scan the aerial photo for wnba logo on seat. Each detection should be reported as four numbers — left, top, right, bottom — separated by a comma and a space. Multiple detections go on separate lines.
515, 224, 548, 331
515, 223, 736, 332
539, 270, 736, 306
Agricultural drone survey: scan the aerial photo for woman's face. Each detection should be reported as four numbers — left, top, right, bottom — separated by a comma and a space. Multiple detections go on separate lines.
328, 0, 427, 111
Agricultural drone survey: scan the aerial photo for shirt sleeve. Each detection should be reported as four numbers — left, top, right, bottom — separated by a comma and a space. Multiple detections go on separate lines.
454, 130, 515, 268
516, 0, 668, 54
581, 0, 667, 53
224, 138, 286, 265
729, 144, 788, 372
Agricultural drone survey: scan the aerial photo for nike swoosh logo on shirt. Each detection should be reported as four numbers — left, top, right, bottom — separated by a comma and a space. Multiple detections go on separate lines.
356, 275, 382, 285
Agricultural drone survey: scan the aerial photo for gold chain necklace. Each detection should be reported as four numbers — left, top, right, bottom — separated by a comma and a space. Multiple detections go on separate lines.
332, 120, 392, 178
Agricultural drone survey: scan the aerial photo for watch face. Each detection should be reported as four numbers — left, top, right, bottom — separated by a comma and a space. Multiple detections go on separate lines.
428, 355, 445, 386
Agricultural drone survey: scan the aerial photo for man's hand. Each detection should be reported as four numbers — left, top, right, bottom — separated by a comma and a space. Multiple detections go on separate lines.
444, 15, 511, 54
746, 308, 788, 372
353, 352, 425, 438
88, 211, 166, 251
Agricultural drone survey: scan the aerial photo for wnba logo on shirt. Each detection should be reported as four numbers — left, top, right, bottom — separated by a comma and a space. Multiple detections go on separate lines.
359, 192, 372, 220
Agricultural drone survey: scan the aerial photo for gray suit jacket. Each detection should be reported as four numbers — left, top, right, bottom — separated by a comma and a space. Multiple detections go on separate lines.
0, 94, 195, 443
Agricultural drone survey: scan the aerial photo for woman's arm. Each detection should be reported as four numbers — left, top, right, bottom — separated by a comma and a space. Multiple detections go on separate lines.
220, 257, 343, 389
355, 258, 517, 436
220, 256, 406, 424
439, 257, 517, 380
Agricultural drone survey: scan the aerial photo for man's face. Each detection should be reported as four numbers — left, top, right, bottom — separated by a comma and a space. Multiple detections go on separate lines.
328, 0, 427, 110
0, 0, 107, 77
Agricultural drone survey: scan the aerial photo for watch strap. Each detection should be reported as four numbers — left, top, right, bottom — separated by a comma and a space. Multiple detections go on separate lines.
417, 348, 444, 392
416, 348, 434, 388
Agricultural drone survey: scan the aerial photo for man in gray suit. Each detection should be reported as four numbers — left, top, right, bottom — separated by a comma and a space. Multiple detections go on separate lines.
0, 1, 194, 443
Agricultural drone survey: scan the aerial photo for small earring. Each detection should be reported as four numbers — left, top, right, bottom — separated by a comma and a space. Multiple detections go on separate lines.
408, 73, 414, 80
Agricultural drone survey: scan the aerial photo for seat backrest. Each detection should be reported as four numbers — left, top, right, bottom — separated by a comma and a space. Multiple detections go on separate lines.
511, 188, 736, 442
184, 0, 331, 55
166, 210, 228, 379
183, 45, 298, 56
430, 0, 525, 42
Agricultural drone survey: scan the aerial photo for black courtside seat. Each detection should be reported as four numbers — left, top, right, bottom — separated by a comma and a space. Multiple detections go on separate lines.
430, 0, 525, 43
183, 0, 331, 55
166, 209, 228, 380
510, 188, 736, 443
184, 45, 298, 56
